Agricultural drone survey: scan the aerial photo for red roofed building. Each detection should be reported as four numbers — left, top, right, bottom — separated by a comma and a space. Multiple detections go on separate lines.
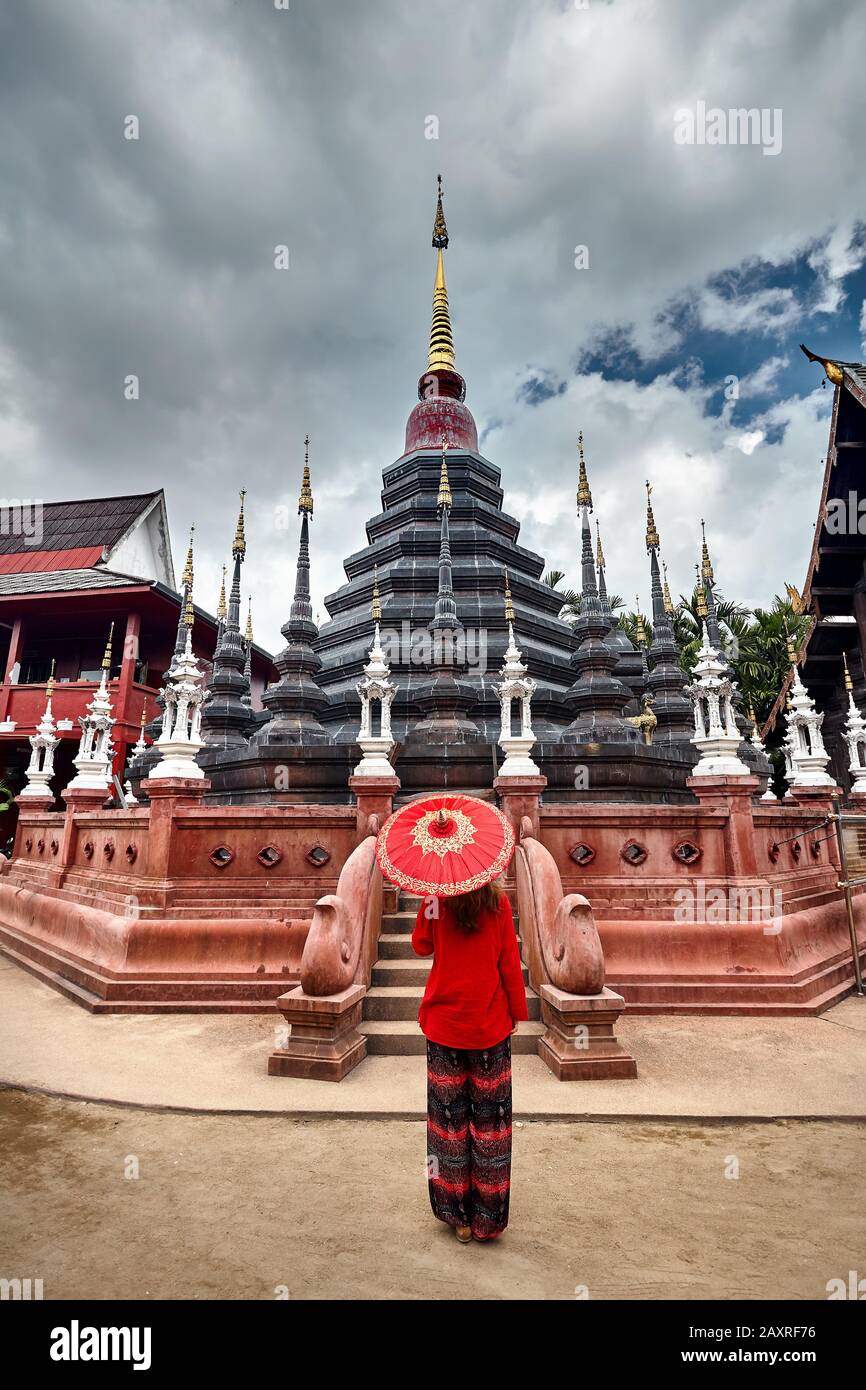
0, 490, 274, 844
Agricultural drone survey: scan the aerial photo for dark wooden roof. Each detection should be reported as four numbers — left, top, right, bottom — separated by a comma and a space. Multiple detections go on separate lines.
0, 491, 161, 557
764, 352, 866, 734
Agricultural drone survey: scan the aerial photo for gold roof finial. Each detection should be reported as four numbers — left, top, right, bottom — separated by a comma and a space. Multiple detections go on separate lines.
634, 596, 647, 646
695, 563, 708, 620
232, 489, 247, 559
595, 518, 605, 571
504, 568, 516, 624
748, 701, 758, 730
645, 480, 659, 551
428, 176, 455, 372
182, 524, 195, 590
437, 435, 453, 508
800, 343, 845, 387
843, 651, 853, 692
139, 705, 147, 732
575, 431, 593, 512
245, 597, 253, 644
298, 435, 314, 516
101, 621, 115, 671
217, 566, 227, 622
184, 585, 195, 629
46, 657, 56, 696
371, 564, 382, 624
700, 519, 714, 583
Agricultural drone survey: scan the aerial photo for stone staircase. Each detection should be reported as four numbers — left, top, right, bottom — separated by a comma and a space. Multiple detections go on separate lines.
359, 891, 543, 1055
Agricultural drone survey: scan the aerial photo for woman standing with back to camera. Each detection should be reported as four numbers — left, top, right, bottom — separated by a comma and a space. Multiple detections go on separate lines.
375, 795, 526, 1244
412, 877, 528, 1243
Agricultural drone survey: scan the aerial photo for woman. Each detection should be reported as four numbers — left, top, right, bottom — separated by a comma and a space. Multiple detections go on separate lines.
412, 880, 528, 1244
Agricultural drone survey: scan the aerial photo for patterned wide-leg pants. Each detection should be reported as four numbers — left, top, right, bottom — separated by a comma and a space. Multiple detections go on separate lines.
425, 1035, 513, 1239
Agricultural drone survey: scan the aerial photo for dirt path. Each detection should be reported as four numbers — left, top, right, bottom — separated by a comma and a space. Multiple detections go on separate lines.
1, 1090, 863, 1300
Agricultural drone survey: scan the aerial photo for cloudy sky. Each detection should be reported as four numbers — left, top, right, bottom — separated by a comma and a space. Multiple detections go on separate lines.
1, 0, 865, 651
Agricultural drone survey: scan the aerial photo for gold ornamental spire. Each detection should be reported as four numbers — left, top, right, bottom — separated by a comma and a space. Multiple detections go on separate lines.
427, 175, 455, 372
232, 489, 247, 559
662, 557, 674, 615
645, 481, 659, 551
785, 623, 798, 667
504, 568, 515, 624
437, 436, 452, 508
46, 657, 56, 696
748, 701, 759, 731
245, 597, 253, 644
843, 651, 853, 692
595, 519, 606, 572
575, 432, 592, 511
695, 563, 708, 620
184, 583, 195, 629
217, 566, 227, 622
102, 622, 115, 671
298, 435, 314, 516
371, 564, 382, 623
700, 519, 714, 583
182, 525, 195, 590
634, 596, 647, 646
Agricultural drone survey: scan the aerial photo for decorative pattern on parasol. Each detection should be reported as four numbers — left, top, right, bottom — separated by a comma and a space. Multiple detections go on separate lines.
375, 793, 515, 897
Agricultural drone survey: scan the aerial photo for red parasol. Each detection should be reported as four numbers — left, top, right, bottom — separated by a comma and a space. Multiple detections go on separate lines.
375, 793, 515, 898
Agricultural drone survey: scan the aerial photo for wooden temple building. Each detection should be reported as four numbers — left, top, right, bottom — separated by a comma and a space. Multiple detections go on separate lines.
764, 347, 866, 789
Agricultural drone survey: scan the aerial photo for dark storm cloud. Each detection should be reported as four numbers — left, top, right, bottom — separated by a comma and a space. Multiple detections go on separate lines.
1, 0, 865, 645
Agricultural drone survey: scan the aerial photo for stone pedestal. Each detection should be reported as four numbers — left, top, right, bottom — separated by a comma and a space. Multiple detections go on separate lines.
688, 774, 762, 877
494, 774, 547, 843
538, 984, 637, 1080
349, 772, 400, 838
268, 983, 367, 1081
16, 792, 54, 813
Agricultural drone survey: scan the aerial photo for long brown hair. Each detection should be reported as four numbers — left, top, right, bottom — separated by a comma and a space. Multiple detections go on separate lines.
449, 881, 503, 934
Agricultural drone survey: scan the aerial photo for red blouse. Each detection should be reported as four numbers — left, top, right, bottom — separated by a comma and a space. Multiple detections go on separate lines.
411, 893, 529, 1049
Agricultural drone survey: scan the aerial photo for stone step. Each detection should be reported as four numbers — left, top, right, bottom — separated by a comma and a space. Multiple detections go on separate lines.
363, 984, 541, 1022
360, 1020, 544, 1056
371, 956, 532, 987
376, 932, 420, 959
380, 910, 419, 934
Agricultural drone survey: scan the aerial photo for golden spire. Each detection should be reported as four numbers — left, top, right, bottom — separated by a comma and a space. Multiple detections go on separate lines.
46, 657, 56, 697
437, 435, 452, 508
504, 568, 515, 624
182, 525, 195, 590
102, 622, 115, 671
139, 705, 147, 733
662, 558, 674, 616
695, 563, 708, 620
245, 597, 253, 644
427, 175, 455, 372
634, 596, 647, 646
371, 564, 381, 623
217, 566, 227, 622
843, 651, 853, 692
748, 701, 758, 731
298, 435, 314, 516
232, 489, 247, 559
645, 480, 659, 551
184, 584, 194, 629
700, 519, 714, 583
595, 518, 605, 571
576, 431, 592, 511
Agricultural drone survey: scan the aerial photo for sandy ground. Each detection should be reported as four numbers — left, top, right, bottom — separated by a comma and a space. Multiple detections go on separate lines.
1, 1089, 863, 1300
